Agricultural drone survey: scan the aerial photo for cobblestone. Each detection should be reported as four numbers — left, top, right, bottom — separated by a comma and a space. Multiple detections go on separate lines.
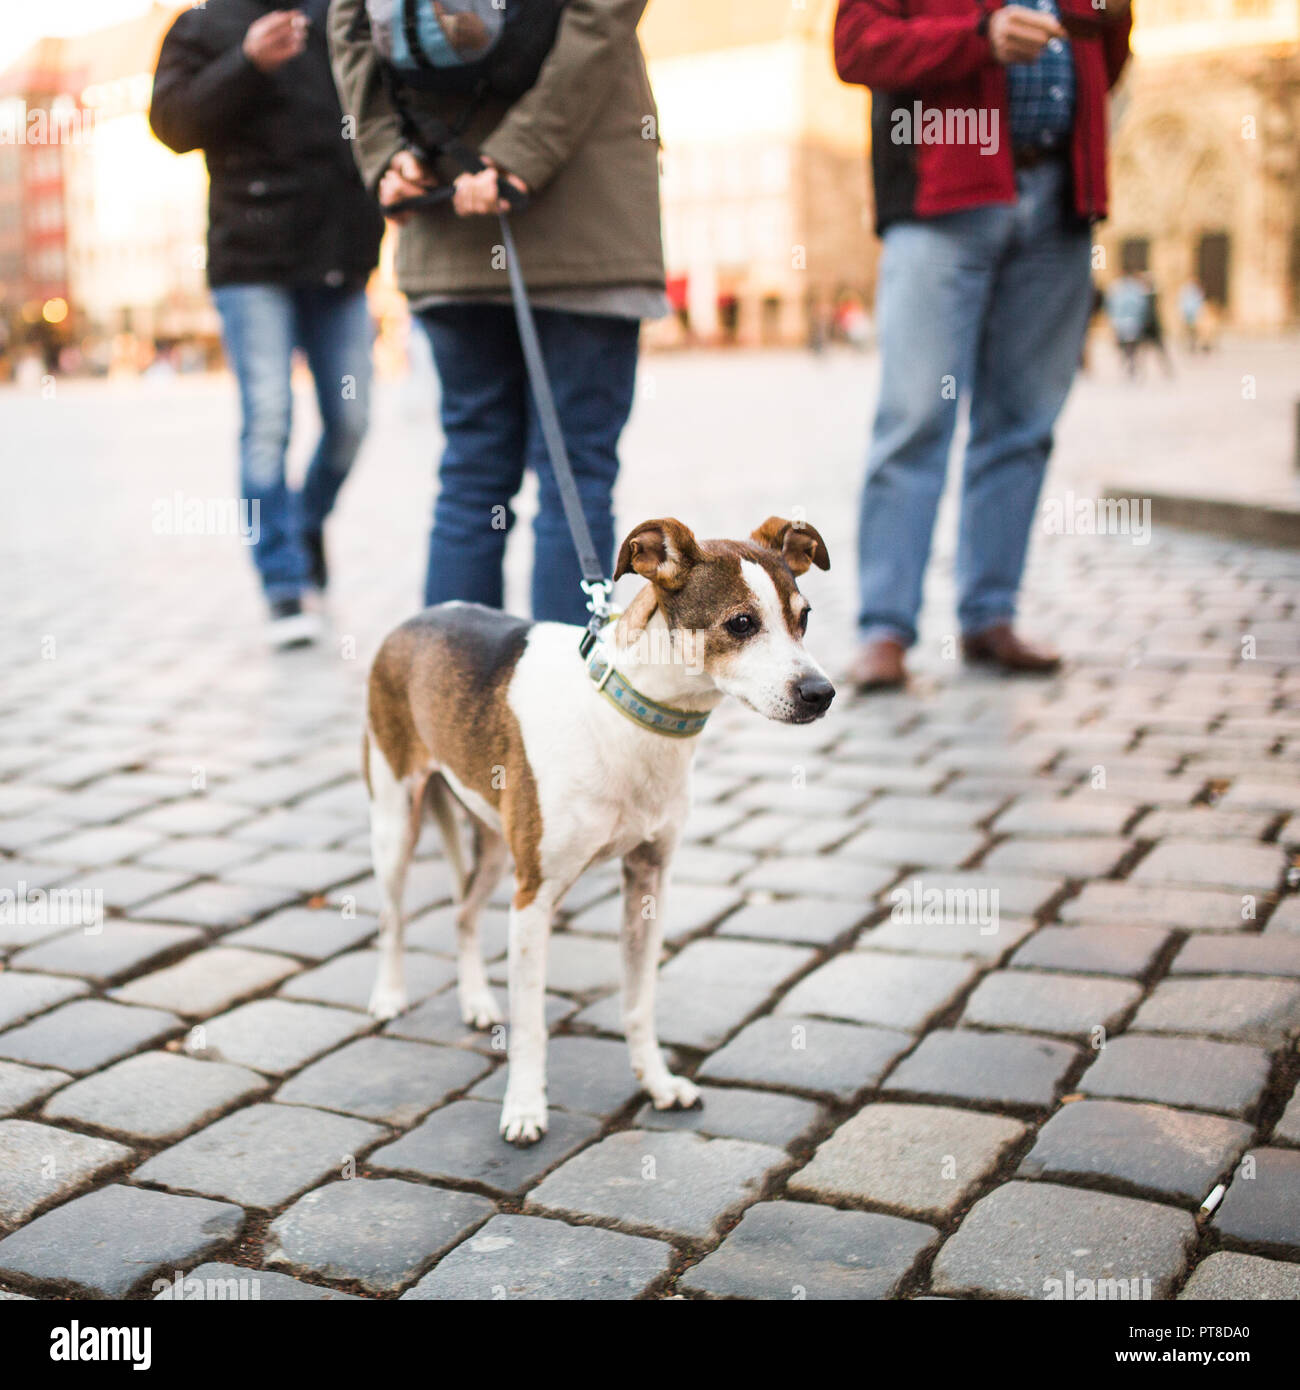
1170, 933, 1300, 978
265, 1178, 493, 1294
526, 1130, 787, 1241
777, 953, 979, 1033
133, 1103, 386, 1209
0, 1183, 242, 1297
0, 999, 181, 1073
1019, 1099, 1252, 1204
0, 1119, 132, 1226
1132, 840, 1285, 894
788, 1103, 1025, 1221
1130, 977, 1300, 1046
223, 906, 379, 960
1060, 883, 1249, 931
698, 1016, 912, 1100
158, 1261, 360, 1300
632, 1085, 823, 1148
401, 1214, 671, 1300
1009, 925, 1171, 978
42, 1051, 268, 1141
0, 973, 88, 1031
1274, 1086, 1300, 1146
11, 922, 203, 984
960, 970, 1141, 1040
681, 1200, 937, 1300
370, 1099, 600, 1195
1078, 1035, 1272, 1118
185, 999, 372, 1075
1178, 1251, 1300, 1300
1213, 1149, 1300, 1256
276, 1037, 489, 1126
930, 1181, 1198, 1299
882, 1029, 1079, 1110
0, 1062, 72, 1119
112, 945, 300, 1016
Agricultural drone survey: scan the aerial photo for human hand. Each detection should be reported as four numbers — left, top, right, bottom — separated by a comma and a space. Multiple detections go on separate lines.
988, 5, 1066, 63
451, 160, 530, 217
242, 9, 309, 74
379, 150, 437, 224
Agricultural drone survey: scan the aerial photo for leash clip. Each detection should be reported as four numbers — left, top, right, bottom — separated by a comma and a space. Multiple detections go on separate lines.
579, 579, 614, 659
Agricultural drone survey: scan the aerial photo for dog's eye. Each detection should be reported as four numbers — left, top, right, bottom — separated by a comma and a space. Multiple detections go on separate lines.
798, 608, 810, 635
725, 614, 758, 638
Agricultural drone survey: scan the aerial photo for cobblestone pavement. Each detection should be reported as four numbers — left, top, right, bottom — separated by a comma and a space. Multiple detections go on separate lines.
1, 353, 1299, 1300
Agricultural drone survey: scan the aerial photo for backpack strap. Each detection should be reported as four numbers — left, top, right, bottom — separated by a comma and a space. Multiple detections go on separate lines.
401, 0, 437, 72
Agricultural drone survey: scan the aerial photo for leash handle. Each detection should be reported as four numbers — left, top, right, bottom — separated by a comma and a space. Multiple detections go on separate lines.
385, 173, 530, 217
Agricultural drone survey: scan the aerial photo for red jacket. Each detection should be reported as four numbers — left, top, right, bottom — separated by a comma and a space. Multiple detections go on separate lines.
834, 0, 1131, 232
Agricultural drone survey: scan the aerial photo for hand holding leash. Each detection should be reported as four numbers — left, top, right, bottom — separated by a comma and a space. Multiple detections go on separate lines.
452, 160, 530, 217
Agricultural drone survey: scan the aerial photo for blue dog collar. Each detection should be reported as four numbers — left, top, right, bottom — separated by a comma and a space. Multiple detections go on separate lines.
585, 648, 711, 739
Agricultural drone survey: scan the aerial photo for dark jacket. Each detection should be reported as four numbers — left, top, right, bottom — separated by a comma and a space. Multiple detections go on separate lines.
834, 0, 1131, 234
329, 0, 664, 297
150, 0, 383, 289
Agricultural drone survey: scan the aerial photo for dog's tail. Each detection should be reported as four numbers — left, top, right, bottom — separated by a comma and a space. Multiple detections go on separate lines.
426, 774, 470, 901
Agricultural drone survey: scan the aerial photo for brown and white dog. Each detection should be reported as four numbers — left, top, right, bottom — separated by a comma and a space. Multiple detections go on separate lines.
362, 517, 834, 1144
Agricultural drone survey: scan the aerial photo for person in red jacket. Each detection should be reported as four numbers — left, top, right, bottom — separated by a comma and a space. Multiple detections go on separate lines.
836, 0, 1131, 689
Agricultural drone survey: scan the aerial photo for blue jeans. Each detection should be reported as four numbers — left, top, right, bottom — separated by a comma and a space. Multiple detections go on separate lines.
418, 304, 640, 626
213, 284, 374, 602
858, 162, 1092, 648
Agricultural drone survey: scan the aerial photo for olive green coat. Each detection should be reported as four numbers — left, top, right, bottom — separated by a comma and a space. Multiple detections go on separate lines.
328, 0, 665, 296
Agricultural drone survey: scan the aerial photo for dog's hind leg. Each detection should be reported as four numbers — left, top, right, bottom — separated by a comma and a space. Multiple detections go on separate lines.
425, 773, 468, 900
366, 729, 423, 1021
621, 835, 700, 1111
454, 816, 507, 1030
426, 777, 507, 1031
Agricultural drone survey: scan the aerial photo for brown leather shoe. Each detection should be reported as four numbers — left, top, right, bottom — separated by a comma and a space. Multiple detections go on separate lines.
961, 623, 1061, 674
848, 638, 907, 691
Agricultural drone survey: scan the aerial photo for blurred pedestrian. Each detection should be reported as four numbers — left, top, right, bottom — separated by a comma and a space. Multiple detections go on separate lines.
1106, 272, 1147, 379
331, 0, 666, 624
151, 1, 384, 648
1179, 278, 1206, 352
1138, 273, 1174, 377
835, 0, 1132, 690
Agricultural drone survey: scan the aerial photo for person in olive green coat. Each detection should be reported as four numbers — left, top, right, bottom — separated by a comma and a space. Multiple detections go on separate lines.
330, 0, 666, 622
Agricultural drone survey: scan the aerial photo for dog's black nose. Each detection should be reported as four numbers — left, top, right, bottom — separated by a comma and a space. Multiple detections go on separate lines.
796, 676, 835, 713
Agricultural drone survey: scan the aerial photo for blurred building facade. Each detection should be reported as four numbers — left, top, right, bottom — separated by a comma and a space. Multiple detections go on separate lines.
1100, 0, 1300, 329
641, 0, 876, 347
0, 2, 208, 366
1, 0, 1296, 363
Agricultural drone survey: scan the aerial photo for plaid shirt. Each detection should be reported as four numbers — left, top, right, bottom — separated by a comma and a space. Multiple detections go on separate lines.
1006, 0, 1076, 150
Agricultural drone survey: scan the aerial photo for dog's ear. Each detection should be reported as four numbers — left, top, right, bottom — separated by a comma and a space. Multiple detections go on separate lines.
751, 516, 831, 576
614, 518, 701, 590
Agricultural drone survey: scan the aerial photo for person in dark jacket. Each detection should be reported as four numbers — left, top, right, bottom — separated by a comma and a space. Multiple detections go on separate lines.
835, 0, 1131, 690
151, 0, 384, 646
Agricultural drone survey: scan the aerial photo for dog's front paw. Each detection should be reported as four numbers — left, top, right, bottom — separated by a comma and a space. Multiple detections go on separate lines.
367, 982, 408, 1021
500, 1094, 548, 1146
648, 1073, 702, 1111
459, 988, 504, 1031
